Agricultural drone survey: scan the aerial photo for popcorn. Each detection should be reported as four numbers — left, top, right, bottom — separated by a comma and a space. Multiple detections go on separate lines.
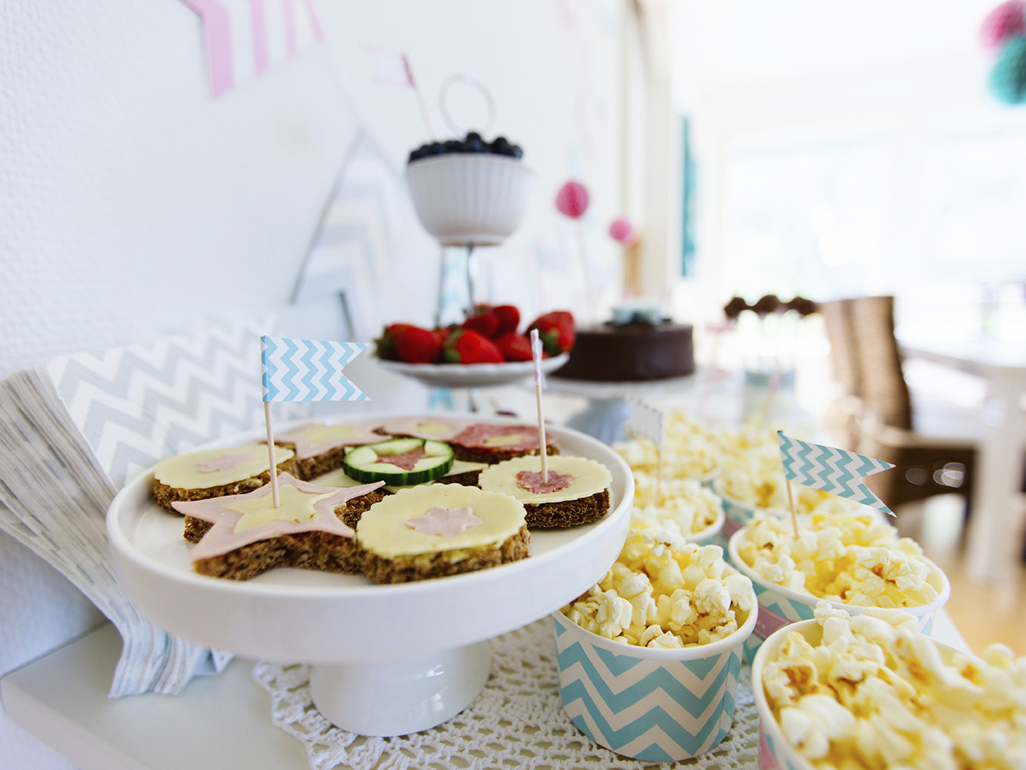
631, 476, 723, 536
736, 510, 941, 608
562, 520, 753, 648
615, 411, 719, 480
616, 414, 861, 521
763, 603, 1026, 770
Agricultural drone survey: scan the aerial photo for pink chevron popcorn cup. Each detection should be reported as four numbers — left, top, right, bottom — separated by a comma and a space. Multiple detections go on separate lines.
752, 613, 1026, 770
551, 594, 757, 761
728, 525, 949, 665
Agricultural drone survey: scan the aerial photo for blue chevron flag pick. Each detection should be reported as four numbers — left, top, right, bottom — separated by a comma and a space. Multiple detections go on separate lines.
777, 431, 895, 516
260, 336, 368, 402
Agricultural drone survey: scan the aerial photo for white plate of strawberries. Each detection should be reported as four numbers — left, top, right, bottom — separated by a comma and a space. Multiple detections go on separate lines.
374, 306, 574, 389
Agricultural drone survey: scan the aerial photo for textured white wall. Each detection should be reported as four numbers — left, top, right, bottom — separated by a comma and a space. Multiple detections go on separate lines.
0, 1, 623, 766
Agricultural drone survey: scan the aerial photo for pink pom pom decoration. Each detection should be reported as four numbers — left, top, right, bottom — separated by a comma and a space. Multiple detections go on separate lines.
981, 0, 1026, 52
555, 181, 589, 219
608, 217, 635, 244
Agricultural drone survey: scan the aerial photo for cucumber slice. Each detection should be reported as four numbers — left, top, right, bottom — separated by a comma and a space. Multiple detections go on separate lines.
342, 438, 455, 485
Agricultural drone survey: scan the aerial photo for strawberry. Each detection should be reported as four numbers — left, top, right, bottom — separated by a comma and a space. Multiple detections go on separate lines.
495, 331, 533, 362
443, 328, 504, 364
395, 325, 444, 364
492, 305, 520, 335
375, 323, 411, 361
527, 311, 576, 356
462, 312, 501, 339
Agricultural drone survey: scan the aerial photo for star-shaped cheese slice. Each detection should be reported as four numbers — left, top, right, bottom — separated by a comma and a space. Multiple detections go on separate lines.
173, 473, 383, 561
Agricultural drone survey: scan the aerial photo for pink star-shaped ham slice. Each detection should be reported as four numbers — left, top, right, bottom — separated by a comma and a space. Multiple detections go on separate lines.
195, 452, 252, 473
173, 473, 383, 561
405, 506, 483, 537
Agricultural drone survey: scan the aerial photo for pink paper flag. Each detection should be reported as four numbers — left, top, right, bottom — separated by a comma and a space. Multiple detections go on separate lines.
530, 329, 547, 389
365, 47, 415, 87
179, 0, 323, 98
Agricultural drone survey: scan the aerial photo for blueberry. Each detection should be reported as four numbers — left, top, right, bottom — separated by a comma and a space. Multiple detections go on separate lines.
426, 142, 444, 155
443, 139, 462, 153
464, 132, 486, 153
510, 145, 523, 159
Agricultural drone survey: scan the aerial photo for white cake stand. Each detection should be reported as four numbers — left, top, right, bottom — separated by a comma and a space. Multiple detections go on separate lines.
107, 414, 634, 737
545, 374, 700, 444
376, 354, 568, 389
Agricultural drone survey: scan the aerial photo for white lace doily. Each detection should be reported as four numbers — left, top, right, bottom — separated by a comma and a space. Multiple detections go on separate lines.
253, 619, 760, 770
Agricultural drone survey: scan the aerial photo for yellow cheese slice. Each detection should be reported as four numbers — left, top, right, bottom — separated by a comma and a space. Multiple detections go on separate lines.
154, 444, 295, 490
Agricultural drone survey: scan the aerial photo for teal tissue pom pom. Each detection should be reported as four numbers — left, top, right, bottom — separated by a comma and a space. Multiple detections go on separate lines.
990, 36, 1026, 103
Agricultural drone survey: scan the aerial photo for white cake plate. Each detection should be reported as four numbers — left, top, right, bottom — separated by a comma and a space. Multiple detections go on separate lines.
107, 414, 633, 737
376, 354, 568, 389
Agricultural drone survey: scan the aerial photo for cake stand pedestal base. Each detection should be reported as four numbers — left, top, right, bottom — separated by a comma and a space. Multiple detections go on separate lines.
565, 398, 633, 445
308, 641, 492, 737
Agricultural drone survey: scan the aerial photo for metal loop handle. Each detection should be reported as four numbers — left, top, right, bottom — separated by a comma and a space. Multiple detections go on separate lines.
439, 74, 496, 137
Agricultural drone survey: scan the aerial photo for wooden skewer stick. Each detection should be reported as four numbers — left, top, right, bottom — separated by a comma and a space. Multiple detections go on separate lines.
264, 401, 280, 508
785, 477, 798, 539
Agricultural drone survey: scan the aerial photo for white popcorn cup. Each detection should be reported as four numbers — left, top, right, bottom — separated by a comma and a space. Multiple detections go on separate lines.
551, 583, 757, 762
688, 466, 721, 489
751, 618, 965, 770
684, 503, 724, 547
728, 528, 950, 665
712, 477, 788, 554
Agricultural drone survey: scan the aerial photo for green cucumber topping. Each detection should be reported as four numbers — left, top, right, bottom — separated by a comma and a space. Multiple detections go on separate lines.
342, 438, 454, 485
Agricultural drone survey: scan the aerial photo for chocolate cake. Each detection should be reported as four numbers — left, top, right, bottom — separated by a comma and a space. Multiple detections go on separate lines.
553, 322, 695, 382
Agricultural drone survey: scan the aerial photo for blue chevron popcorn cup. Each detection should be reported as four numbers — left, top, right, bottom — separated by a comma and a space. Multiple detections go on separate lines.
551, 597, 757, 761
727, 529, 950, 665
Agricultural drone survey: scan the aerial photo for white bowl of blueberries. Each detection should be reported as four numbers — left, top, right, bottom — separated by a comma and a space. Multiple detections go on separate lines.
405, 132, 533, 247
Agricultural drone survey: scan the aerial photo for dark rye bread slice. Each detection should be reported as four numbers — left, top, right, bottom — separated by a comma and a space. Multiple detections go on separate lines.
192, 530, 361, 581
360, 526, 530, 584
154, 455, 299, 513
185, 489, 386, 581
451, 444, 559, 464
272, 441, 349, 481
443, 468, 483, 487
523, 488, 610, 528
184, 489, 386, 542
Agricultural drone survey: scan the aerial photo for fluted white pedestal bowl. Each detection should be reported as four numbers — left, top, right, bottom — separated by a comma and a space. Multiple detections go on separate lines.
406, 154, 533, 246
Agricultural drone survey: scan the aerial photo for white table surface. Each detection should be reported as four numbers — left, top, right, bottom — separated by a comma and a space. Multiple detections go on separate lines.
899, 338, 1026, 584
2, 613, 969, 770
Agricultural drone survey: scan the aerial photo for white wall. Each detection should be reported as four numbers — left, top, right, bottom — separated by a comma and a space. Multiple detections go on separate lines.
0, 1, 624, 766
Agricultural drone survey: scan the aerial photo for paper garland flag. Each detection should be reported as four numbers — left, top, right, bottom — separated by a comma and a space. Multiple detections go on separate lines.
179, 0, 324, 98
260, 336, 368, 402
777, 431, 895, 516
625, 397, 664, 450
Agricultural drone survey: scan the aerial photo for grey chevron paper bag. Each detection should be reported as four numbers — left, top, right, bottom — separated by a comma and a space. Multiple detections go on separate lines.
0, 319, 306, 696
